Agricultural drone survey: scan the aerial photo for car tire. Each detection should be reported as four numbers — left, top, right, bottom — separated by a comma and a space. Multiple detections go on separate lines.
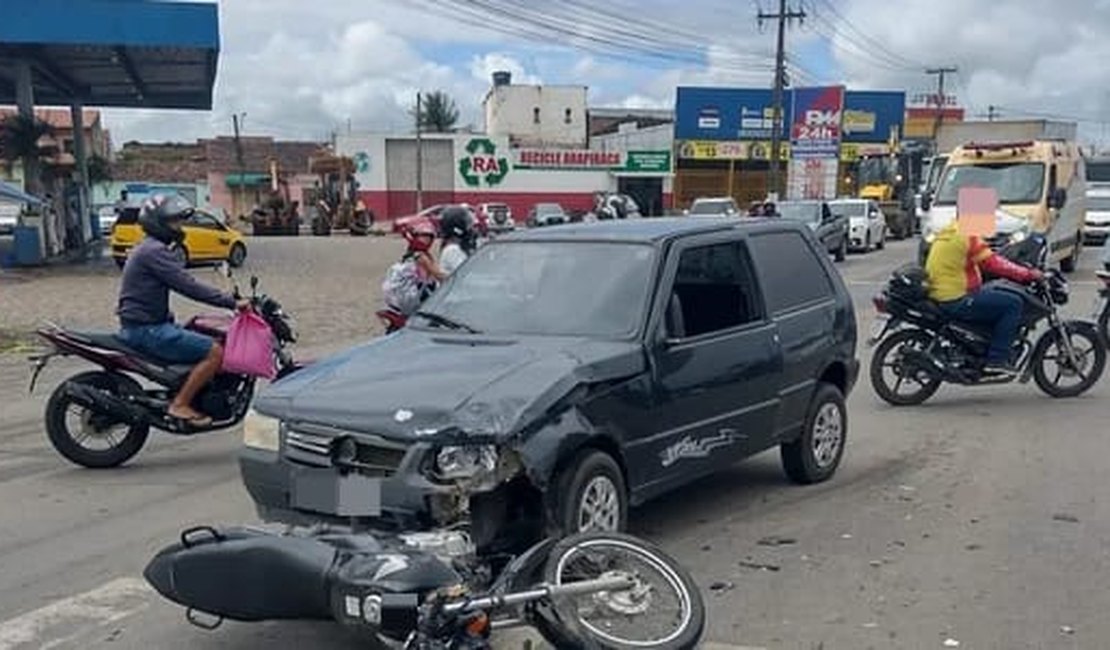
876, 230, 886, 250
1060, 234, 1081, 273
114, 257, 126, 269
864, 233, 871, 253
551, 449, 628, 536
781, 383, 847, 484
228, 243, 247, 268
835, 236, 847, 262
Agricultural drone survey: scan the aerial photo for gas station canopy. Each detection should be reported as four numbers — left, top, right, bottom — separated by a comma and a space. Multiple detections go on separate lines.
0, 0, 220, 110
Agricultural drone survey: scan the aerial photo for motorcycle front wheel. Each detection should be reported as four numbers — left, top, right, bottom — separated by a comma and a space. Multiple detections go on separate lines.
45, 371, 150, 468
869, 329, 943, 406
533, 531, 705, 650
1031, 321, 1106, 398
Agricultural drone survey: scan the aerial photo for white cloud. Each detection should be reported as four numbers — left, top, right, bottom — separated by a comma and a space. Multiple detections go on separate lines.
98, 0, 1110, 148
469, 53, 542, 86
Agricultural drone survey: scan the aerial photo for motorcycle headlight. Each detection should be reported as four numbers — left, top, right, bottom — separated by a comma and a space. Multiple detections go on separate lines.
242, 410, 281, 452
433, 445, 498, 480
1009, 229, 1028, 244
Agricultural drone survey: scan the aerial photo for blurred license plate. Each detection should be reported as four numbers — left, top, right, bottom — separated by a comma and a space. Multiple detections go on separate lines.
868, 315, 891, 344
291, 468, 381, 517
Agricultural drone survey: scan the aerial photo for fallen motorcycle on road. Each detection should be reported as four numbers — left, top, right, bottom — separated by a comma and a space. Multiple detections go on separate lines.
29, 271, 301, 468
869, 232, 1106, 405
145, 525, 706, 649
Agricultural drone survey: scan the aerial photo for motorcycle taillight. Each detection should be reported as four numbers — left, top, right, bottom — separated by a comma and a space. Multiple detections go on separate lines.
872, 294, 888, 313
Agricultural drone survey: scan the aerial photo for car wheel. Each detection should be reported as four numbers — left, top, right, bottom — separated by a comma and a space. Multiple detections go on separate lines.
835, 236, 847, 262
551, 449, 628, 535
876, 229, 886, 250
781, 383, 847, 484
864, 233, 871, 253
1060, 234, 1081, 273
227, 243, 247, 268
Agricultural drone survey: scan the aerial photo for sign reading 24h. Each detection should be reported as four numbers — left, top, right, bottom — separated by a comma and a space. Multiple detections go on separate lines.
459, 138, 510, 187
790, 86, 845, 159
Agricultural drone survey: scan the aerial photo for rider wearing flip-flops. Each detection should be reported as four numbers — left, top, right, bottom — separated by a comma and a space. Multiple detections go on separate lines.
116, 194, 249, 427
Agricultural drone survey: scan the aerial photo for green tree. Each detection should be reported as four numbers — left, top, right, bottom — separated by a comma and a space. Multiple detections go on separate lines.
412, 90, 460, 133
0, 114, 54, 196
86, 154, 112, 186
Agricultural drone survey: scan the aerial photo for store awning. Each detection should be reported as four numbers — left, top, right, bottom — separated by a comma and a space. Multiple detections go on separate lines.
0, 180, 44, 205
225, 173, 270, 187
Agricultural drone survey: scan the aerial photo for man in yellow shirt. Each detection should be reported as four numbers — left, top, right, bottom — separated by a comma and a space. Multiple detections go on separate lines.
925, 222, 1043, 374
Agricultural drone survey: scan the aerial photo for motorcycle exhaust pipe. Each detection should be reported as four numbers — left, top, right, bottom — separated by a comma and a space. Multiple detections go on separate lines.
64, 381, 149, 425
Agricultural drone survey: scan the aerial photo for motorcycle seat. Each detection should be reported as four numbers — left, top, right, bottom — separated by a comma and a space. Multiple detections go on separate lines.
66, 330, 195, 376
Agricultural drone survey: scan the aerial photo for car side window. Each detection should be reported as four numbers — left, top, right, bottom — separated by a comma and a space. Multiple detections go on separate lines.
748, 231, 834, 315
189, 212, 222, 230
665, 241, 761, 339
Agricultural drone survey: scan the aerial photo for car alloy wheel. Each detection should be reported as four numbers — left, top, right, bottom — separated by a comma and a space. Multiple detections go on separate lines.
578, 475, 621, 532
811, 402, 843, 469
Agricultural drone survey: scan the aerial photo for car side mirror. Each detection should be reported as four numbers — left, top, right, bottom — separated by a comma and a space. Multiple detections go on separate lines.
1049, 187, 1067, 210
921, 192, 933, 211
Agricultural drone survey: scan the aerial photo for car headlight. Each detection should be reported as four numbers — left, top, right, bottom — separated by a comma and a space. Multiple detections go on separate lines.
243, 409, 281, 452
433, 445, 498, 480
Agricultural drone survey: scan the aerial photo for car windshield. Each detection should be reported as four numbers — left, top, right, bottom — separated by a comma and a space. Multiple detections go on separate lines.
830, 202, 867, 217
1087, 161, 1110, 184
777, 202, 820, 223
1088, 196, 1110, 212
934, 162, 1046, 205
419, 241, 656, 338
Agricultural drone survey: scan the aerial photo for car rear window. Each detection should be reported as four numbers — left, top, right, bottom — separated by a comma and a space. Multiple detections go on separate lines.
748, 231, 834, 314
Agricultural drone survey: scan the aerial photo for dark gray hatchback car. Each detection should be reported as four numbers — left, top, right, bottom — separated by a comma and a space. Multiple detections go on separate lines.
240, 218, 858, 552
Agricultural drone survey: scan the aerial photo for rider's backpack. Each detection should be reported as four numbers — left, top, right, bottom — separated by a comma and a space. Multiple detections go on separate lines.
382, 257, 429, 316
887, 263, 929, 302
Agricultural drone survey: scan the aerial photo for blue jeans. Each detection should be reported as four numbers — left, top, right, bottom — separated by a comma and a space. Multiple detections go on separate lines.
119, 322, 214, 365
938, 288, 1024, 364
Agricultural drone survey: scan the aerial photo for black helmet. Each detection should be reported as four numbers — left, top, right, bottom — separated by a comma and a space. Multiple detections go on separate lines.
439, 205, 475, 241
139, 193, 194, 244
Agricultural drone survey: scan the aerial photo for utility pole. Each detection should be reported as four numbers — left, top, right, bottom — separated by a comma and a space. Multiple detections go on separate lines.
759, 0, 806, 200
987, 105, 998, 122
415, 91, 424, 212
232, 113, 247, 221
926, 66, 957, 151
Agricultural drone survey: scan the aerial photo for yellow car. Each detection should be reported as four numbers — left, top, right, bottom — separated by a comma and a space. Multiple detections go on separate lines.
110, 208, 248, 269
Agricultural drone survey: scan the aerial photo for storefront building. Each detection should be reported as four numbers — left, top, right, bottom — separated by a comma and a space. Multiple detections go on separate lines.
673, 86, 905, 206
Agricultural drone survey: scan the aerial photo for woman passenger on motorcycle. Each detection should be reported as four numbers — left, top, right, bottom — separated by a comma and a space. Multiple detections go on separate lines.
925, 218, 1043, 375
116, 194, 249, 427
437, 205, 477, 277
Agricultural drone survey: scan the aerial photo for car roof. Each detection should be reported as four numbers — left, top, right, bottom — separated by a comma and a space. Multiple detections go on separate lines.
692, 197, 734, 202
505, 216, 800, 244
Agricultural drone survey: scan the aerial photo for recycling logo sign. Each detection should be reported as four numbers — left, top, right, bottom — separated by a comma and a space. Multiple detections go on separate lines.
459, 138, 510, 187
353, 151, 370, 174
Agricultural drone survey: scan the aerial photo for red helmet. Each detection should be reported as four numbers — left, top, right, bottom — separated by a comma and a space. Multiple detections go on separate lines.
402, 218, 437, 252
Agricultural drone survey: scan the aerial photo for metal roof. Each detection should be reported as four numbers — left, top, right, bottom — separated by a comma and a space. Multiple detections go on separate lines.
0, 0, 219, 109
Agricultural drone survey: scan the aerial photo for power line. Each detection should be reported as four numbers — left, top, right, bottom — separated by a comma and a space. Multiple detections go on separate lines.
758, 0, 806, 198
810, 0, 926, 71
803, 13, 920, 74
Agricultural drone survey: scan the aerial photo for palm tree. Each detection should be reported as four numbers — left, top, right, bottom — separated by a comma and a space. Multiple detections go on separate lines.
0, 113, 54, 197
412, 91, 460, 133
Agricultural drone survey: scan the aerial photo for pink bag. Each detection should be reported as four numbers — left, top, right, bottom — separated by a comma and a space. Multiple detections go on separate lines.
221, 311, 275, 379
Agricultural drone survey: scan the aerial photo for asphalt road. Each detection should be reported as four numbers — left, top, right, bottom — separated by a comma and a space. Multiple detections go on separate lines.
1, 237, 1108, 649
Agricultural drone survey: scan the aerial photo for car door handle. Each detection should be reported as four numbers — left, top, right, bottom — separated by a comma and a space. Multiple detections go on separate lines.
219, 238, 230, 244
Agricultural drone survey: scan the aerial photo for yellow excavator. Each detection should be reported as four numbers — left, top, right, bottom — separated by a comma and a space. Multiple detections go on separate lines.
853, 134, 925, 239
307, 153, 373, 236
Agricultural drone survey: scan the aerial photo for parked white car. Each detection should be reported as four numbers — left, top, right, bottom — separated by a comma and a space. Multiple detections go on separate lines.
1084, 188, 1110, 246
829, 198, 885, 252
685, 197, 741, 217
